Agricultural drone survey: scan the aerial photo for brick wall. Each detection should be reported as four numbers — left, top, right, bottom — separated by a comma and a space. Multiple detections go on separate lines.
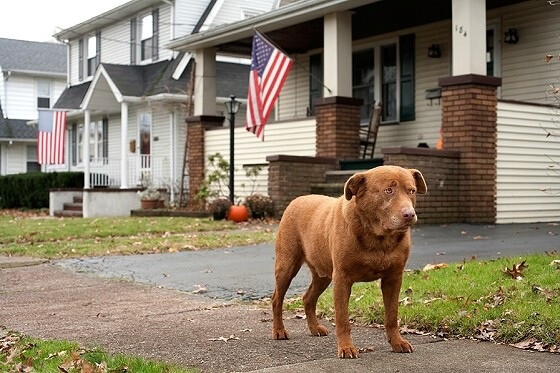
315, 96, 363, 160
439, 74, 501, 223
185, 115, 224, 209
383, 147, 460, 224
267, 155, 338, 217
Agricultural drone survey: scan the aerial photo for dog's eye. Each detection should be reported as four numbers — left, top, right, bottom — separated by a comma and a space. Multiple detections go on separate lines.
409, 189, 416, 195
384, 187, 393, 195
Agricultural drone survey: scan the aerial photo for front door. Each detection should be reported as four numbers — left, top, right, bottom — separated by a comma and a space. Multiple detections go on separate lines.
138, 111, 152, 181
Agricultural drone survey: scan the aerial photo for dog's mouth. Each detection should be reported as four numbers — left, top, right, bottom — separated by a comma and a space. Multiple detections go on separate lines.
383, 216, 417, 231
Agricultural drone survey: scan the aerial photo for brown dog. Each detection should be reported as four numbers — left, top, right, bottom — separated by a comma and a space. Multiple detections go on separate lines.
272, 165, 427, 358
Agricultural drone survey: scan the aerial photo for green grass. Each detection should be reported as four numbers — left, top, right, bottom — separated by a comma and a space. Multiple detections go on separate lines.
0, 215, 275, 259
0, 332, 196, 372
287, 253, 560, 345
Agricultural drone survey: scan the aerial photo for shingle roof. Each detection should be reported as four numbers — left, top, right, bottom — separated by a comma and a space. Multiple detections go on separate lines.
53, 81, 91, 110
0, 102, 37, 140
0, 38, 66, 74
54, 55, 250, 108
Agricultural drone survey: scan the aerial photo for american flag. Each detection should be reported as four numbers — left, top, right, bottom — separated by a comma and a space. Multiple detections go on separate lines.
246, 31, 293, 141
38, 110, 66, 164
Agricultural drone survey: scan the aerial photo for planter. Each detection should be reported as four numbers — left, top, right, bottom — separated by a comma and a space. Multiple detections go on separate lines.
228, 205, 249, 223
141, 199, 160, 210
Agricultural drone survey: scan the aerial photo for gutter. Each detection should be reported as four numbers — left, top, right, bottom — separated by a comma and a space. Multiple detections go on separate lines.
166, 0, 377, 52
5, 69, 66, 79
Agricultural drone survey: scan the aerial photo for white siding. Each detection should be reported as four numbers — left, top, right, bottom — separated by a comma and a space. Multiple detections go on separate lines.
496, 101, 560, 223
3, 142, 27, 175
174, 0, 208, 38
3, 75, 35, 119
205, 118, 316, 198
99, 17, 130, 65
69, 40, 80, 85
211, 0, 275, 26
489, 1, 560, 103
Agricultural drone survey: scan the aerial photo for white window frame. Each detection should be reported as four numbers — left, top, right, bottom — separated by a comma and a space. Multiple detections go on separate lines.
25, 144, 40, 173
36, 80, 51, 109
353, 37, 400, 124
140, 13, 154, 63
75, 120, 104, 165
86, 35, 97, 77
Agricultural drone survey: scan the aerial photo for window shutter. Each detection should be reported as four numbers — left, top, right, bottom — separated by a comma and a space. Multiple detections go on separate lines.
78, 39, 84, 81
399, 33, 415, 122
71, 123, 77, 166
130, 18, 137, 64
308, 53, 322, 116
152, 8, 159, 60
102, 117, 109, 159
96, 31, 101, 68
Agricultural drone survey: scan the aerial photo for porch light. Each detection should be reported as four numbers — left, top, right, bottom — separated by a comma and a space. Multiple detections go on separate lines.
427, 44, 441, 58
504, 28, 519, 44
225, 95, 241, 204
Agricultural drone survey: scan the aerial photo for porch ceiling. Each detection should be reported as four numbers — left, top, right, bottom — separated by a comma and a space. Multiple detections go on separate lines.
206, 0, 527, 56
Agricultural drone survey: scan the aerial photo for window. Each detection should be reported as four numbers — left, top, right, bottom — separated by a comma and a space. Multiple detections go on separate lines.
87, 35, 97, 76
37, 80, 50, 108
26, 145, 40, 173
350, 34, 415, 124
141, 15, 153, 61
71, 119, 107, 164
352, 49, 375, 122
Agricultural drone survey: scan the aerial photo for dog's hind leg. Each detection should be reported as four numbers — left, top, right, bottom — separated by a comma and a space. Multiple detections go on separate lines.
303, 269, 331, 336
272, 242, 303, 340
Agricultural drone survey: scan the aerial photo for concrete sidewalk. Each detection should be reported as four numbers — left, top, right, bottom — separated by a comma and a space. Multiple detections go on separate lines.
1, 222, 560, 372
1, 262, 558, 372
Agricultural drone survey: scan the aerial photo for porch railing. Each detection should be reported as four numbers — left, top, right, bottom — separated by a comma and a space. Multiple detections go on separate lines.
87, 155, 172, 189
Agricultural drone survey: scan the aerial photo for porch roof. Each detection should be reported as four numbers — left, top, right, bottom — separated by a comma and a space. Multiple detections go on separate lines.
0, 103, 36, 140
53, 55, 250, 112
167, 0, 527, 56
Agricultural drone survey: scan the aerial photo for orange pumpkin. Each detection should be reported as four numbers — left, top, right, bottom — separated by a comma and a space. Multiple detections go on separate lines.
229, 205, 249, 222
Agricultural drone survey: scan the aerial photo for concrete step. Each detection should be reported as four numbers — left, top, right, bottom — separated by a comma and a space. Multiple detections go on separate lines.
310, 183, 344, 198
63, 203, 83, 211
53, 210, 83, 218
324, 170, 362, 184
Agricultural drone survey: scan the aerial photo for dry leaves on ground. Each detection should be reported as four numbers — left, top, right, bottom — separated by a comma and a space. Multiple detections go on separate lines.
503, 261, 528, 280
422, 263, 447, 271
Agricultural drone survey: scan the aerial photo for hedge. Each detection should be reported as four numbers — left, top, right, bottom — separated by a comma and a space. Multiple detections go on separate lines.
0, 172, 84, 209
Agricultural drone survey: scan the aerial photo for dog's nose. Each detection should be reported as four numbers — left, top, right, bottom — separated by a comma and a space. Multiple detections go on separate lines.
402, 208, 416, 220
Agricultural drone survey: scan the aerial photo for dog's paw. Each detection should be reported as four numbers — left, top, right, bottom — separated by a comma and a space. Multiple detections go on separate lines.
337, 344, 359, 359
310, 324, 329, 337
390, 338, 413, 353
272, 328, 289, 340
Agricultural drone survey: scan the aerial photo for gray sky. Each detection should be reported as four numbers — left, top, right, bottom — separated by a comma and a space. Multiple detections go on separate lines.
0, 0, 129, 42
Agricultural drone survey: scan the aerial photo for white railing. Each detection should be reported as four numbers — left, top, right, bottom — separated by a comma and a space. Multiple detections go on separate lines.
87, 155, 172, 189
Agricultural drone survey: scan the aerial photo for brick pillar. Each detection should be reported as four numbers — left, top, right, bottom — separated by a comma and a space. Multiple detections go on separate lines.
439, 74, 501, 223
185, 115, 224, 208
315, 96, 363, 160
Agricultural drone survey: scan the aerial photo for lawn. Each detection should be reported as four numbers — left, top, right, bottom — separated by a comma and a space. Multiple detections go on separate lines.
0, 213, 276, 259
0, 332, 196, 373
287, 253, 560, 351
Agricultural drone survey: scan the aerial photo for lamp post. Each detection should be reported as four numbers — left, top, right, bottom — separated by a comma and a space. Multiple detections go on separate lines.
224, 95, 241, 204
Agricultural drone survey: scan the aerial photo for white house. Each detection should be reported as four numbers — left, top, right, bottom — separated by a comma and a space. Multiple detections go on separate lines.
49, 0, 275, 217
0, 38, 66, 175
169, 0, 560, 224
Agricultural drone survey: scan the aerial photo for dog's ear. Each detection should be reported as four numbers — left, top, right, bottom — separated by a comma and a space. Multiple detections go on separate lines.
409, 169, 428, 194
344, 173, 365, 200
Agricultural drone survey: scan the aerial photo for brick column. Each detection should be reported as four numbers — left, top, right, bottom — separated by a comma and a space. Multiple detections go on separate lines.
439, 74, 501, 223
315, 96, 363, 160
267, 155, 338, 217
185, 115, 224, 208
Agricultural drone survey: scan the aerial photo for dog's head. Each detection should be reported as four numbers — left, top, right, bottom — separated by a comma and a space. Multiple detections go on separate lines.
344, 166, 427, 231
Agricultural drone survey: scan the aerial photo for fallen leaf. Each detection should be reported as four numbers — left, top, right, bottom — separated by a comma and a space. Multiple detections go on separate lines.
423, 263, 447, 271
291, 313, 306, 319
546, 54, 554, 62
550, 260, 560, 269
358, 346, 375, 353
503, 261, 528, 280
207, 335, 239, 342
237, 289, 246, 295
532, 285, 559, 302
475, 320, 496, 341
192, 285, 207, 294
473, 235, 488, 240
399, 296, 412, 306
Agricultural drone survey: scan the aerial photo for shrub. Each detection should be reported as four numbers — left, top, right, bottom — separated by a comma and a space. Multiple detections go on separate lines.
245, 194, 274, 219
0, 172, 84, 209
208, 197, 232, 220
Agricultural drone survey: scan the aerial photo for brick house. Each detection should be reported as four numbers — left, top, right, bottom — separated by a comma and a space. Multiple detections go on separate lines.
168, 0, 560, 224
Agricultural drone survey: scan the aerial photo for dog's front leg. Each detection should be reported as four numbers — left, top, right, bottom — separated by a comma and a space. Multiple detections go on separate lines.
381, 273, 413, 353
333, 275, 359, 358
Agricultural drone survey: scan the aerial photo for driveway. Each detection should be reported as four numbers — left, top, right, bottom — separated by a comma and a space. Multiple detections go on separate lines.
55, 222, 560, 301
